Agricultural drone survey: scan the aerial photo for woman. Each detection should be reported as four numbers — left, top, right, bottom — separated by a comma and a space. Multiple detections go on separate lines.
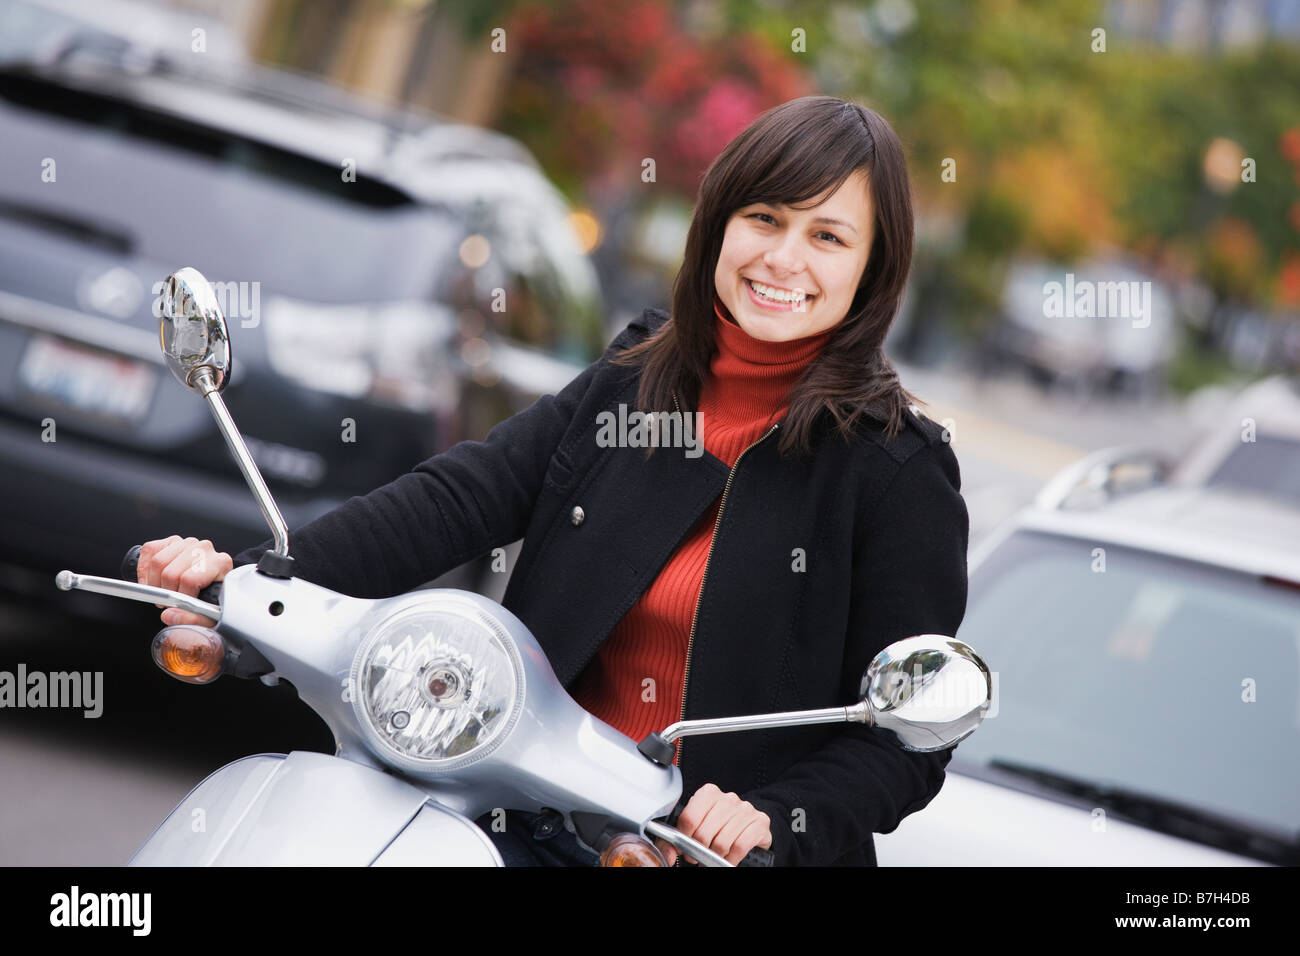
136, 95, 969, 867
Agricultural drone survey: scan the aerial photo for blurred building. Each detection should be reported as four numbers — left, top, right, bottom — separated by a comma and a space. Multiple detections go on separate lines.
1109, 0, 1300, 51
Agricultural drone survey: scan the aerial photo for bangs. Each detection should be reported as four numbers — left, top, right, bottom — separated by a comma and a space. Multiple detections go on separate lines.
730, 101, 874, 212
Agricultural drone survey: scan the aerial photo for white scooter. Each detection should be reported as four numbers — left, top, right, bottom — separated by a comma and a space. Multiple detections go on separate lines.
55, 267, 992, 867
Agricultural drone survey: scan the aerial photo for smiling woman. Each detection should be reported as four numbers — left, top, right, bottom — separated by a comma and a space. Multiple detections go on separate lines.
582, 95, 965, 866
612, 94, 924, 458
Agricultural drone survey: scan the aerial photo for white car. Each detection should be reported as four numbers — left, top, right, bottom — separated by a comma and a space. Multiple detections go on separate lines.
877, 446, 1299, 866
1173, 374, 1300, 509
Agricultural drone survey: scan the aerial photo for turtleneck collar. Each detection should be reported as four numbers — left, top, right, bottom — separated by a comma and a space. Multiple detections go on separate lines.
700, 293, 833, 429
711, 294, 834, 367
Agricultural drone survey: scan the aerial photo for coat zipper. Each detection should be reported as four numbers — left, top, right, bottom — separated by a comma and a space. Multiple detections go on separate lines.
670, 389, 779, 864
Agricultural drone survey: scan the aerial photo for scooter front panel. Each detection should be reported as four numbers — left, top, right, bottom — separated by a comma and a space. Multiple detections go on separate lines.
129, 751, 454, 866
371, 804, 503, 866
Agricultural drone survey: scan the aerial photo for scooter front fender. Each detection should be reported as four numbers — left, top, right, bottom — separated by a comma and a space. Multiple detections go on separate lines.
128, 750, 502, 866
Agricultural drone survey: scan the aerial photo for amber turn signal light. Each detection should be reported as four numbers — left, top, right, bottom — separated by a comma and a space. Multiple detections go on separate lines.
151, 625, 226, 684
599, 833, 667, 867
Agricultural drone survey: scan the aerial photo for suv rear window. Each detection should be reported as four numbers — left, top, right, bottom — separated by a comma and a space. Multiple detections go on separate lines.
0, 67, 414, 209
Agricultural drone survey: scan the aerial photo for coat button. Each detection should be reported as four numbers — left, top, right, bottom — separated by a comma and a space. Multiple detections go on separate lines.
570, 505, 585, 526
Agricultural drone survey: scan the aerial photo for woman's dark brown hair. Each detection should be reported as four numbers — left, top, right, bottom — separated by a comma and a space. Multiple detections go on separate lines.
611, 94, 926, 459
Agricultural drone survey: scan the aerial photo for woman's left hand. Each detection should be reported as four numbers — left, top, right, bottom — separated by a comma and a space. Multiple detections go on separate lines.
655, 783, 772, 865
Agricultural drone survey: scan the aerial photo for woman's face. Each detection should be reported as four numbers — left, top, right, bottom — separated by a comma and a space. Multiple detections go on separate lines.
713, 169, 874, 342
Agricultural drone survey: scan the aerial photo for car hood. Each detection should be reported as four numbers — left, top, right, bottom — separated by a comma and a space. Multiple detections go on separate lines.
874, 770, 1269, 866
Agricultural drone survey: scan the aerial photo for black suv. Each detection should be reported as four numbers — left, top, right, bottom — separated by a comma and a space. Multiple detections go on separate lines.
0, 35, 607, 614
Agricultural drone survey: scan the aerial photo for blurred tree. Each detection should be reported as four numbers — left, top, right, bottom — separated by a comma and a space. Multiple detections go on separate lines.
496, 0, 811, 200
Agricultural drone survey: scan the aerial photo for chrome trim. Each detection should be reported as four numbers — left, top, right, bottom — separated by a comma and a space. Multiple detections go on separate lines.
0, 288, 164, 364
197, 367, 289, 557
55, 570, 221, 621
658, 704, 865, 744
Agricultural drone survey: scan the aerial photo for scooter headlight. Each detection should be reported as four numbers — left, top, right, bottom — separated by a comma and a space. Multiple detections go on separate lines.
349, 596, 524, 774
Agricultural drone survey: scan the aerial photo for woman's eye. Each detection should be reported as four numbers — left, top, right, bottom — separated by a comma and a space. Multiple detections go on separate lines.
748, 213, 842, 245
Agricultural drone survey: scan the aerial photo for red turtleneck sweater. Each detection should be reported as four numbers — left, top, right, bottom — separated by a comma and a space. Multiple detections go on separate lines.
570, 296, 834, 761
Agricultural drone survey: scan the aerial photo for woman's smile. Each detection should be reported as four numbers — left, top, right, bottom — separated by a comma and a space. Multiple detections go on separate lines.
743, 277, 817, 312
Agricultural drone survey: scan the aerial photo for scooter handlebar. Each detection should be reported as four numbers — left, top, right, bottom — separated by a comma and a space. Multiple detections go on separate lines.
665, 798, 775, 867
122, 544, 224, 608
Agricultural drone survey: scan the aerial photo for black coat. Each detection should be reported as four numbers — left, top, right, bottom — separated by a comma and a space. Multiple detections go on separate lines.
234, 307, 970, 866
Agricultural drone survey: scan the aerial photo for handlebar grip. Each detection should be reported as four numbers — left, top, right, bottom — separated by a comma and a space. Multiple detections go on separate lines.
665, 797, 775, 866
122, 544, 223, 609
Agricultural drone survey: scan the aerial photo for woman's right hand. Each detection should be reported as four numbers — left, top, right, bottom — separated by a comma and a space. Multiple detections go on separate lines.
136, 535, 232, 628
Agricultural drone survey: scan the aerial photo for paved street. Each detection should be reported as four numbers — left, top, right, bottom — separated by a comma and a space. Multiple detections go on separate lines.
897, 360, 1211, 542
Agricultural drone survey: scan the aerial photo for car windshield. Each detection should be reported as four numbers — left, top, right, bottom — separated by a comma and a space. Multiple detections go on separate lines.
955, 529, 1300, 838
1206, 433, 1300, 508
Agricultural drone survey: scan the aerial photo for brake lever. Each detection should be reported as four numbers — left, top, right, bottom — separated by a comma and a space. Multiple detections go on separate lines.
55, 570, 221, 621
642, 819, 733, 868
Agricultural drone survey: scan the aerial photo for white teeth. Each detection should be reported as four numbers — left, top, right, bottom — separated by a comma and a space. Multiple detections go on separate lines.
748, 279, 808, 304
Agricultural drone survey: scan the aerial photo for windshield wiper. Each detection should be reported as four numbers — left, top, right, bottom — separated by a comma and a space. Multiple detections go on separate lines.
988, 758, 1299, 865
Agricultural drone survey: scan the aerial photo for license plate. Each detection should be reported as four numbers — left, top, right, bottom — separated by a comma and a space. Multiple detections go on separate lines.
18, 334, 157, 423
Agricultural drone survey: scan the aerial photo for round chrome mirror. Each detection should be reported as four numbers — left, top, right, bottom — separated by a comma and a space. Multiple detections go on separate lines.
159, 266, 231, 395
860, 635, 991, 752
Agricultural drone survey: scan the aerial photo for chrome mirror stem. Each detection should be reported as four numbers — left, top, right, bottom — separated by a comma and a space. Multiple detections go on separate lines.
657, 702, 870, 745
193, 367, 289, 558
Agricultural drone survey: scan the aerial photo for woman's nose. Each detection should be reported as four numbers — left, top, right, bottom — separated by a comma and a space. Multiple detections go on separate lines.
762, 234, 806, 277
